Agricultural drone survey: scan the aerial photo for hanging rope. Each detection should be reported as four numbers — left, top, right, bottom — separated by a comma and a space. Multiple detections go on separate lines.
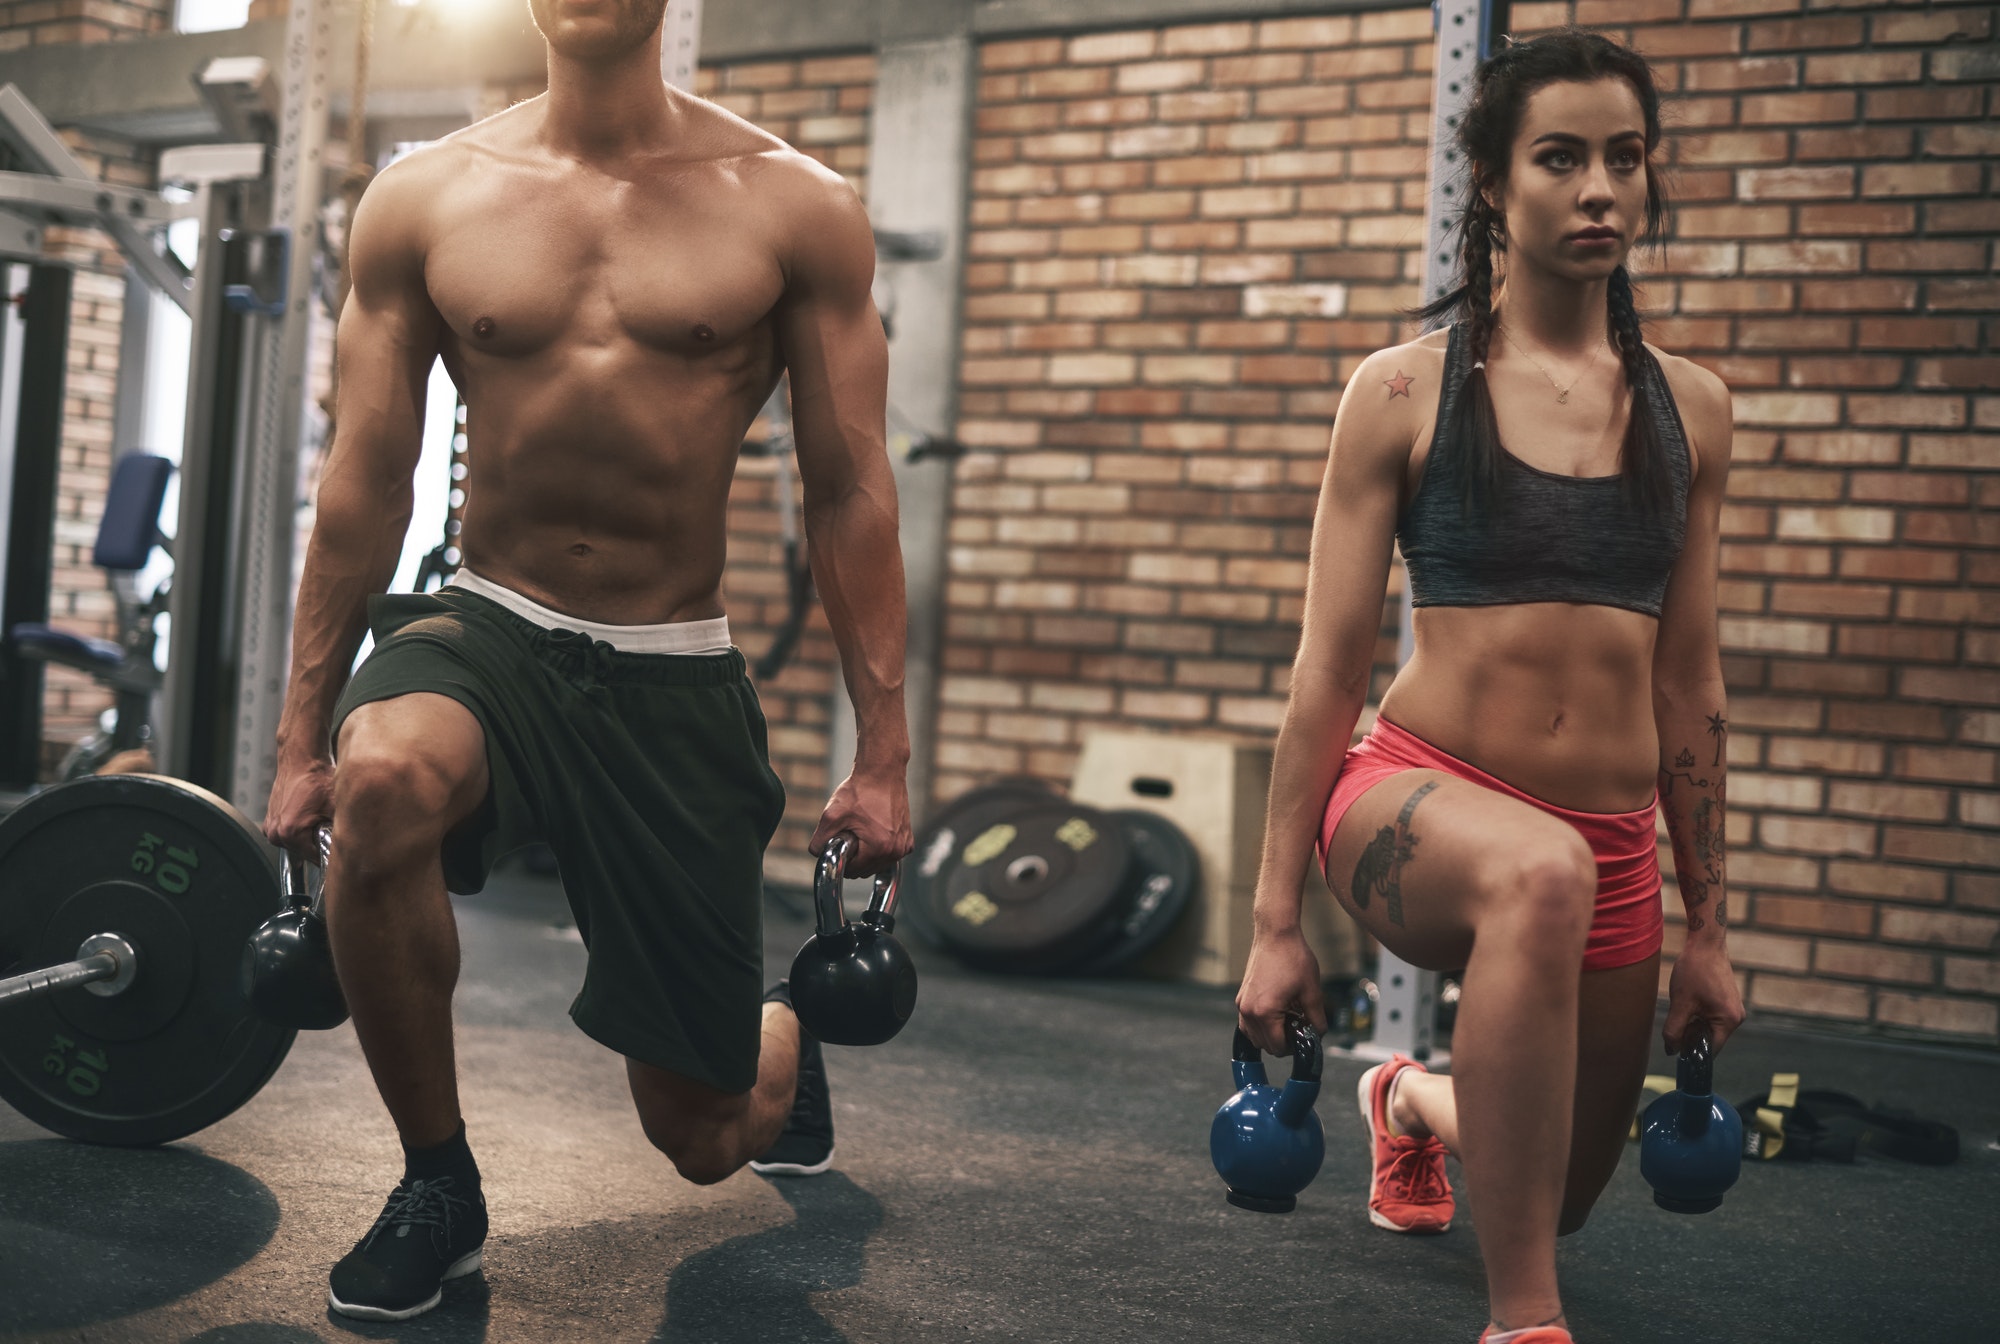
337, 0, 377, 317
321, 0, 377, 427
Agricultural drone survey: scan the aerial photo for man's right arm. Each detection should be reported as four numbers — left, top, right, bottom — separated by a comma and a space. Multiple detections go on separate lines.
267, 159, 443, 838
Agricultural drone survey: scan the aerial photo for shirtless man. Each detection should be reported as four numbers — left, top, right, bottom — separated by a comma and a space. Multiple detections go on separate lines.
263, 0, 911, 1320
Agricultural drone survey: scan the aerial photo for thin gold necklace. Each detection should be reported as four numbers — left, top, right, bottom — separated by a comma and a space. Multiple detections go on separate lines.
1495, 323, 1606, 405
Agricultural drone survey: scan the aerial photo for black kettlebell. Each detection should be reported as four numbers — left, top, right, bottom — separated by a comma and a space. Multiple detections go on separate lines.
788, 833, 916, 1047
240, 825, 349, 1030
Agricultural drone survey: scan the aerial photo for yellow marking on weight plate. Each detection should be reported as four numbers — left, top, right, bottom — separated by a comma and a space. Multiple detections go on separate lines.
952, 891, 999, 926
964, 825, 1016, 867
1054, 817, 1097, 851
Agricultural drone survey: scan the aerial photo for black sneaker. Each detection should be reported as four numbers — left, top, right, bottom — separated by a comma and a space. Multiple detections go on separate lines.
749, 982, 835, 1176
327, 1174, 487, 1321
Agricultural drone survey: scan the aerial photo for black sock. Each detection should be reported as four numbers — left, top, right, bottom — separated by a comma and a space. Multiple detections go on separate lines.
403, 1119, 479, 1187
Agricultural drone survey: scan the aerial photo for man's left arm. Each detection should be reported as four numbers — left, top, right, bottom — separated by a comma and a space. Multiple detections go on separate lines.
1652, 359, 1746, 1057
773, 165, 912, 875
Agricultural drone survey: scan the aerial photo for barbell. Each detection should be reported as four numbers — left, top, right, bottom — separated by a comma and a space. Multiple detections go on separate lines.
0, 774, 300, 1145
2, 774, 919, 1147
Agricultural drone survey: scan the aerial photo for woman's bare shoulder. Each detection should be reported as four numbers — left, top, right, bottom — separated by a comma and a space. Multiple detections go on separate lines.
1646, 343, 1733, 473
1647, 343, 1729, 416
1335, 328, 1451, 444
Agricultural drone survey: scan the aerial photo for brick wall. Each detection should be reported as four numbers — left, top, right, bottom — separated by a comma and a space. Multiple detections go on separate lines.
946, 4, 2000, 1045
0, 0, 171, 51
946, 11, 1432, 798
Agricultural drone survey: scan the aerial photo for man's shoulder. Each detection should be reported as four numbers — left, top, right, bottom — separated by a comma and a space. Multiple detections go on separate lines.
363, 118, 502, 211
680, 91, 859, 212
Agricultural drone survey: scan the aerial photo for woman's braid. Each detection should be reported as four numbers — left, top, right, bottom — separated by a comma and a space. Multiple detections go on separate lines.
1463, 196, 1500, 371
1606, 265, 1648, 400
1606, 264, 1671, 512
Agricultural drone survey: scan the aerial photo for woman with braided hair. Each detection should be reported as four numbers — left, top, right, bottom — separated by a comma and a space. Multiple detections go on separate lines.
1236, 30, 1744, 1344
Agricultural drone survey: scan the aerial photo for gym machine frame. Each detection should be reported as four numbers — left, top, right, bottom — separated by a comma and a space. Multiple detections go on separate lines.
1358, 0, 1510, 1064
0, 85, 197, 792
0, 0, 332, 812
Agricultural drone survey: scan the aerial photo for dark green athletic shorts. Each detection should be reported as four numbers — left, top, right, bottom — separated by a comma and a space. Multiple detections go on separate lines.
330, 587, 786, 1094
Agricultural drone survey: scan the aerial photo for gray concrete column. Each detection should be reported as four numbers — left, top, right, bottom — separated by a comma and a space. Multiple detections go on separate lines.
828, 35, 974, 826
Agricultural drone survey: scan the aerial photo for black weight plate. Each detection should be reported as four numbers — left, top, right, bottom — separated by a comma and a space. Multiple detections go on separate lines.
1068, 808, 1199, 977
0, 775, 295, 1146
900, 778, 1055, 948
930, 801, 1132, 973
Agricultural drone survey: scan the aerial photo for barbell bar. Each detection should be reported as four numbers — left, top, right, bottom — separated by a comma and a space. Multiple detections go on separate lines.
0, 932, 137, 1005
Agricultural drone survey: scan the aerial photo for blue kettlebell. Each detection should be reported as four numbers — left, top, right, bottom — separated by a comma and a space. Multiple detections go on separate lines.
1640, 1023, 1742, 1214
1210, 1016, 1325, 1213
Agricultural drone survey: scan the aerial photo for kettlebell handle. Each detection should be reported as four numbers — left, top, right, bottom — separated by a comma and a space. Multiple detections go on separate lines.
1232, 1015, 1323, 1084
283, 825, 333, 918
813, 832, 900, 940
1677, 1019, 1715, 1096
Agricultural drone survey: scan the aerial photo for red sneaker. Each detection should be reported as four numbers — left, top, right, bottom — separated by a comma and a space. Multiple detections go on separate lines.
1477, 1330, 1573, 1344
1356, 1055, 1454, 1233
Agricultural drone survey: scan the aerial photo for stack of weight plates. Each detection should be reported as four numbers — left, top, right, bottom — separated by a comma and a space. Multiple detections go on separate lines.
901, 780, 1197, 977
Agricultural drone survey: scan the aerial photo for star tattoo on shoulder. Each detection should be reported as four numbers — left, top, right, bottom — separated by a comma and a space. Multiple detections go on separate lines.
1384, 370, 1414, 399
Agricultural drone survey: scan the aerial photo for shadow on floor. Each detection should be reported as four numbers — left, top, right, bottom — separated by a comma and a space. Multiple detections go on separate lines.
0, 1139, 280, 1333
654, 1172, 883, 1343
183, 1326, 330, 1343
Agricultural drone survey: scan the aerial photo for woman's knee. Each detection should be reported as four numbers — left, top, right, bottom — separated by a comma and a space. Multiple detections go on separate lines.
1476, 831, 1596, 950
1557, 1202, 1594, 1237
1557, 1163, 1618, 1236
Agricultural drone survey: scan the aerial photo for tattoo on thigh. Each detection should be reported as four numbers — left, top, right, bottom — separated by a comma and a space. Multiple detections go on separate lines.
1350, 780, 1438, 927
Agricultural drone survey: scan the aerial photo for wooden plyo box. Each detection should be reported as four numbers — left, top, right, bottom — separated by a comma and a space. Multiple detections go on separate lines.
1071, 730, 1265, 986
1072, 728, 1362, 987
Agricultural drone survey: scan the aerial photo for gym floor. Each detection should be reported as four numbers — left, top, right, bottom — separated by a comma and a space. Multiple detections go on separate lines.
2, 866, 1995, 1344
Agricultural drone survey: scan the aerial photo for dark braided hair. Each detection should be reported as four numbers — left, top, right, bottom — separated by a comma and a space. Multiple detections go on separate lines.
1414, 28, 1675, 518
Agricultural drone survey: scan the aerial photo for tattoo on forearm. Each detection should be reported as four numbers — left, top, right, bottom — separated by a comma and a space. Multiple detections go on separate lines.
1662, 736, 1729, 933
1659, 747, 1715, 799
1351, 780, 1437, 927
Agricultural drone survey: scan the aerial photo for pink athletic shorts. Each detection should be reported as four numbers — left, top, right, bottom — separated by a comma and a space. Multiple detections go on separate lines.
1316, 716, 1665, 971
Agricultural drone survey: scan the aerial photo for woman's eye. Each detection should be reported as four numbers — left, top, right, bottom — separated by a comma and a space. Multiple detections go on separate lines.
1542, 151, 1574, 169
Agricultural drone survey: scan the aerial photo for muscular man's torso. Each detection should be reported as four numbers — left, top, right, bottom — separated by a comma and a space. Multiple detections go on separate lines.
400, 96, 804, 624
1371, 328, 1711, 814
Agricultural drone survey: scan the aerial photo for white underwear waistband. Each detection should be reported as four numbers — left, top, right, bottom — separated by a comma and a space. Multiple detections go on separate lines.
444, 568, 733, 655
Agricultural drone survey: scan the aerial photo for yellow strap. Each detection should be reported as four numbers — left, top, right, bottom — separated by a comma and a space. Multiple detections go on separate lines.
1753, 1107, 1788, 1160
1768, 1072, 1800, 1111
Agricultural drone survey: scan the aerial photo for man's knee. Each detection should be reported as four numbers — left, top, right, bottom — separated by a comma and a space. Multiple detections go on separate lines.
639, 1112, 745, 1186
629, 1063, 754, 1186
335, 698, 486, 863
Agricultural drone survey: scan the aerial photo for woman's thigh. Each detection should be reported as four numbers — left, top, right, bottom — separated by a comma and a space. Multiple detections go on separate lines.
1560, 952, 1660, 1233
1320, 767, 1597, 971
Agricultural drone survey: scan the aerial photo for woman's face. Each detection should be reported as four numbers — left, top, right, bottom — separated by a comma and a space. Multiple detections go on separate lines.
1486, 77, 1651, 283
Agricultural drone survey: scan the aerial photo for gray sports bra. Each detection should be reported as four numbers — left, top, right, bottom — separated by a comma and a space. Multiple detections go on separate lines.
1398, 321, 1693, 618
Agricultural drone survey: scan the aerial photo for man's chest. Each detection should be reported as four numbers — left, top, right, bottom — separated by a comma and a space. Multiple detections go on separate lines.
422, 172, 788, 360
